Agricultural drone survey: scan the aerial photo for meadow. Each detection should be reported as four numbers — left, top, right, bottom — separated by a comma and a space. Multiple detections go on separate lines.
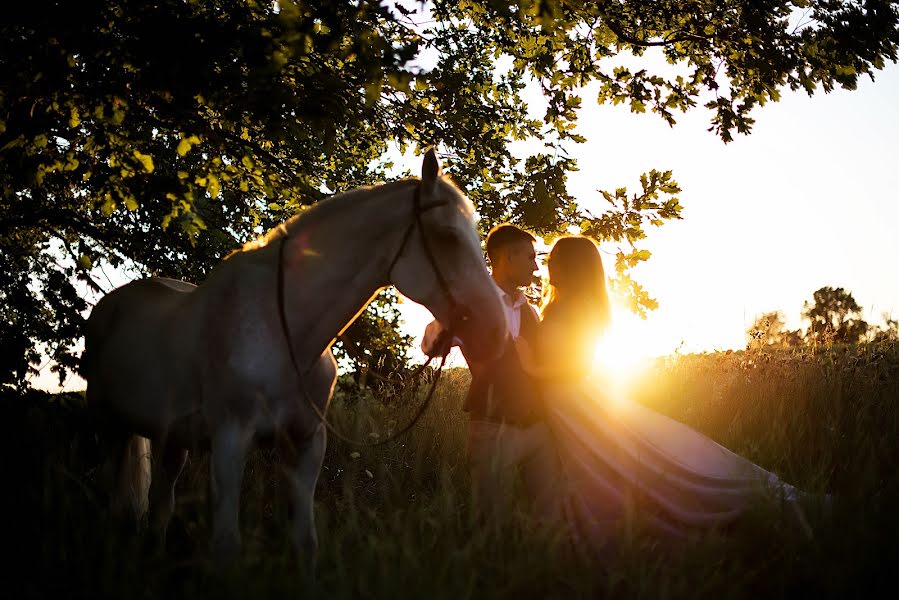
7, 342, 899, 599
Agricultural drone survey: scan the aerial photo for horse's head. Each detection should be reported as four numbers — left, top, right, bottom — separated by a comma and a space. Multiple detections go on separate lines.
389, 150, 508, 362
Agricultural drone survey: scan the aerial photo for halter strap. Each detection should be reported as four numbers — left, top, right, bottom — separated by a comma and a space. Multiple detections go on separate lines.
386, 185, 459, 315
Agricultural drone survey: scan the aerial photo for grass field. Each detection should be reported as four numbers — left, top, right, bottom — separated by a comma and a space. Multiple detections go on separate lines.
7, 342, 899, 599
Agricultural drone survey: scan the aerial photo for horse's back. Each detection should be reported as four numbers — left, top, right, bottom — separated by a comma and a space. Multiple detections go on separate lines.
153, 277, 197, 293
85, 278, 196, 367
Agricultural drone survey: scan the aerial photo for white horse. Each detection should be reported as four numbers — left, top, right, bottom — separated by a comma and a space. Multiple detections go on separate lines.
82, 149, 507, 564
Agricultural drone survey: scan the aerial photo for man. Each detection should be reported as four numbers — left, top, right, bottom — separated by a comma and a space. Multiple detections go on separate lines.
422, 224, 560, 519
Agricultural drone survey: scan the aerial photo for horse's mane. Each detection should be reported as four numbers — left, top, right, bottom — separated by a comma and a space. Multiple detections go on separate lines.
227, 176, 469, 258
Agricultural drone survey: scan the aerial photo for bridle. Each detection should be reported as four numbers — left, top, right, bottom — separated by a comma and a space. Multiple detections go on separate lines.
385, 185, 464, 320
276, 182, 469, 447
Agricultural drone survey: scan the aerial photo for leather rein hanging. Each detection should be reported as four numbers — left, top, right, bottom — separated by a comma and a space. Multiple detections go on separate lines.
276, 183, 461, 447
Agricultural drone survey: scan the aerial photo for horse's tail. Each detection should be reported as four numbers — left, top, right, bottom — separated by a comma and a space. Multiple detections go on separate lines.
81, 286, 152, 522
127, 435, 152, 520
111, 435, 152, 523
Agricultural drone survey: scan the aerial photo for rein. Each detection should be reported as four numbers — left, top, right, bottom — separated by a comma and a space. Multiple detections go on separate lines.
276, 183, 460, 447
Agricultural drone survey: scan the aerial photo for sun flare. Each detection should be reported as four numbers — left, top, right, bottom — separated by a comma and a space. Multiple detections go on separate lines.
591, 311, 656, 388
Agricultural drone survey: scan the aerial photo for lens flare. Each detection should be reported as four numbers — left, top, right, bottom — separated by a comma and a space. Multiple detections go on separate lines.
591, 316, 654, 406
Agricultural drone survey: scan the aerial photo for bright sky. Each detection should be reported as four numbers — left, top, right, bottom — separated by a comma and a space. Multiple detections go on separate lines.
30, 49, 899, 391
401, 57, 899, 370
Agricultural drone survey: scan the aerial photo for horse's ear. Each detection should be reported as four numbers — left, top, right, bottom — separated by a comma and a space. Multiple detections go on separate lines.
421, 147, 441, 195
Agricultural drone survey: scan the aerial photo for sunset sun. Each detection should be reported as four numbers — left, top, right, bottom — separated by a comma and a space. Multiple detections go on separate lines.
591, 306, 657, 397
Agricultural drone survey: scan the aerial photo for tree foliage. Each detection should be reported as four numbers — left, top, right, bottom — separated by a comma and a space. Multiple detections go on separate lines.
803, 286, 869, 345
2, 0, 897, 388
749, 288, 899, 349
870, 313, 899, 343
747, 310, 803, 349
335, 288, 414, 383
441, 0, 899, 141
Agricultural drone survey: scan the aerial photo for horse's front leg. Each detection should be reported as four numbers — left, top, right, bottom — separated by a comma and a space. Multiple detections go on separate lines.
279, 422, 326, 566
209, 421, 251, 566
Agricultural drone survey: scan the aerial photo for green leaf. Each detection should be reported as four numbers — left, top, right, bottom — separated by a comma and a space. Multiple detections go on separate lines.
176, 139, 192, 156
207, 174, 221, 198
100, 195, 116, 216
176, 135, 201, 157
133, 150, 155, 173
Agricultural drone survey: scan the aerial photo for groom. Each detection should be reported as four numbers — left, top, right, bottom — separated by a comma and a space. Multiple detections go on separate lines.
422, 224, 559, 518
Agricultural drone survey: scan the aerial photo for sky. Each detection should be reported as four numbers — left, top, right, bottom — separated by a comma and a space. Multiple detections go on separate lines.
30, 48, 899, 390
399, 57, 899, 369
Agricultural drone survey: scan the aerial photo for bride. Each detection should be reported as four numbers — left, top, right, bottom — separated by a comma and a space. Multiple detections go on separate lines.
513, 236, 822, 546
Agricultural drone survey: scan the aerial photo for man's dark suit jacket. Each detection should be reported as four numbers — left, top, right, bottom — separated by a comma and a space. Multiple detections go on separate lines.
463, 303, 542, 426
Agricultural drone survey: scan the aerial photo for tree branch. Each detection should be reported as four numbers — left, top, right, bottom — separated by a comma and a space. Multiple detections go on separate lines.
602, 19, 702, 48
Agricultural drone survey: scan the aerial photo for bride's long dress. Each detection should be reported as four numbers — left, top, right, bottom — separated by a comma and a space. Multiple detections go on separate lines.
540, 375, 808, 545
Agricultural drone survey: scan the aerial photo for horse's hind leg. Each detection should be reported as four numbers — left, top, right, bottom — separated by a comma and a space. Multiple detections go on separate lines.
147, 439, 188, 551
209, 421, 251, 566
279, 423, 326, 566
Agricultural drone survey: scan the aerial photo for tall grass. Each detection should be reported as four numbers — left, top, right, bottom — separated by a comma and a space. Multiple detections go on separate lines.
6, 343, 899, 598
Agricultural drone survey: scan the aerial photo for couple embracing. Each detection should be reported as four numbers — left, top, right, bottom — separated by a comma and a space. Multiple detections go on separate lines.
424, 224, 819, 549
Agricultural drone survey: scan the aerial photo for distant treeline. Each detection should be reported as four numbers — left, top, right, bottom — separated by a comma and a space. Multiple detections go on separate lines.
748, 286, 898, 348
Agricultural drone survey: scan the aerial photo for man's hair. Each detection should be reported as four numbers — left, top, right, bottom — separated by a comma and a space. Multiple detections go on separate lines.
485, 224, 536, 263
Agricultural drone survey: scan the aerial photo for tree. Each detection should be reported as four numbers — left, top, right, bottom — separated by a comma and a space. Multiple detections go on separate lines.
3, 1, 897, 388
802, 286, 869, 345
747, 311, 802, 349
335, 288, 414, 382
870, 312, 899, 343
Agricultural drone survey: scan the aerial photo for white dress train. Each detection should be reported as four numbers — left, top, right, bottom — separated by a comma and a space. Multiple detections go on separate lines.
542, 379, 806, 544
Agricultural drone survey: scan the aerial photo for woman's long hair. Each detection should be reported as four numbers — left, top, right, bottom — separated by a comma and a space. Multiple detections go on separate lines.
540, 236, 611, 353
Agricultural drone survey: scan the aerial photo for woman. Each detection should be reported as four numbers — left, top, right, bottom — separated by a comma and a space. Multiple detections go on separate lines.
515, 236, 816, 547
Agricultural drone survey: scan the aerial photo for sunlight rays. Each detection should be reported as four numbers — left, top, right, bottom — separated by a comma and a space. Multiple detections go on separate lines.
590, 309, 656, 407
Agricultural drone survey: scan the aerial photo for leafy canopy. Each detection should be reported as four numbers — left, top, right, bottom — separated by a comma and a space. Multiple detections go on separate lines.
2, 0, 897, 388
